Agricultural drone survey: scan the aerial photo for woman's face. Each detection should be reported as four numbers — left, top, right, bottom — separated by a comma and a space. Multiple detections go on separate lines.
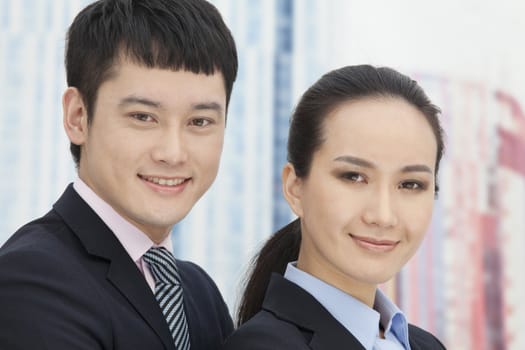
283, 97, 437, 300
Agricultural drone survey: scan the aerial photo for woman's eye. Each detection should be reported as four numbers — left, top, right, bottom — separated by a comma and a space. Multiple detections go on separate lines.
190, 118, 212, 127
400, 181, 426, 190
342, 172, 365, 183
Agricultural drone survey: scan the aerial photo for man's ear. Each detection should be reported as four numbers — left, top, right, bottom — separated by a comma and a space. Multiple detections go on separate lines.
282, 163, 304, 217
62, 87, 88, 146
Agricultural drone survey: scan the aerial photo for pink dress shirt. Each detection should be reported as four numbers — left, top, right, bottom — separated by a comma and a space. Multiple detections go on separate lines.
73, 178, 173, 292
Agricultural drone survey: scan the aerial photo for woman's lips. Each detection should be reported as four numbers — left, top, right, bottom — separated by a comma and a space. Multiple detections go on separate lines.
349, 234, 399, 253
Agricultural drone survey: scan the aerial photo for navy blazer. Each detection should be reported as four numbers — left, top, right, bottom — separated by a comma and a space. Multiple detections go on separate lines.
0, 185, 233, 350
223, 273, 446, 349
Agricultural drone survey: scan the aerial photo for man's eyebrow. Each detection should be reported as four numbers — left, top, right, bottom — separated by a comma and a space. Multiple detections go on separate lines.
118, 97, 224, 114
191, 102, 224, 114
333, 155, 433, 174
118, 96, 162, 109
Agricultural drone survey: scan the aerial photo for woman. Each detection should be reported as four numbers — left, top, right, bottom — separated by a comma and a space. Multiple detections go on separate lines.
224, 65, 447, 349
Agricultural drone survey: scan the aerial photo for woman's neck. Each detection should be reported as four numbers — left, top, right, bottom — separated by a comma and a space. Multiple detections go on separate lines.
296, 253, 377, 307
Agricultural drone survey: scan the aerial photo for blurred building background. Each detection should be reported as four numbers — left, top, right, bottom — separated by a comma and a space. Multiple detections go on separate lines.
1, 1, 524, 349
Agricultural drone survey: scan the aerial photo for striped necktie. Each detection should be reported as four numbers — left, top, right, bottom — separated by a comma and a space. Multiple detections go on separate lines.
143, 247, 191, 350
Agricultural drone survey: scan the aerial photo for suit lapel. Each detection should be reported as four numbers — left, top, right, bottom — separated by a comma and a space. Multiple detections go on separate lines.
409, 339, 421, 350
104, 247, 176, 350
263, 274, 366, 350
407, 325, 424, 350
53, 185, 175, 350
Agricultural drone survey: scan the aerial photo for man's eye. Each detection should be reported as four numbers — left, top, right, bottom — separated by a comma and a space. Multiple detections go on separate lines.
190, 118, 211, 127
130, 113, 154, 122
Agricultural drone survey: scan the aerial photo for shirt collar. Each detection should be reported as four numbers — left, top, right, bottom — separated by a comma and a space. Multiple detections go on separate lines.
374, 289, 410, 349
284, 262, 410, 350
73, 178, 173, 263
284, 262, 379, 349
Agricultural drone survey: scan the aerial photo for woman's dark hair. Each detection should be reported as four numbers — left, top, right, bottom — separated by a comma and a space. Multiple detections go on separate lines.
236, 64, 445, 325
66, 0, 238, 167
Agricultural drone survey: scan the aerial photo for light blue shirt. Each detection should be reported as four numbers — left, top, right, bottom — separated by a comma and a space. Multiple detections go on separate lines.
284, 263, 410, 350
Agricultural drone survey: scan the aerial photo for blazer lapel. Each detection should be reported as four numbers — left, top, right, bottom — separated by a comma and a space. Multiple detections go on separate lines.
263, 274, 366, 350
407, 325, 425, 350
53, 185, 175, 350
409, 340, 422, 350
105, 253, 175, 350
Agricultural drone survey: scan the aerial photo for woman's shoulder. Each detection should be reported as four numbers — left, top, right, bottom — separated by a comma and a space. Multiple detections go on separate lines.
223, 310, 311, 350
408, 324, 447, 349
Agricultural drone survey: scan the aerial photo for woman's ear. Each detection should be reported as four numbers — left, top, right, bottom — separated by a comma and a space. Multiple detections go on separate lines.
62, 87, 88, 146
282, 163, 304, 217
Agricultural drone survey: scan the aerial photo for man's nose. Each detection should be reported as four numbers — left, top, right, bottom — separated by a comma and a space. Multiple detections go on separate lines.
151, 128, 189, 166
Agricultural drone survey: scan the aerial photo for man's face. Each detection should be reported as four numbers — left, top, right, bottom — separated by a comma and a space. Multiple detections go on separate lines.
64, 61, 227, 243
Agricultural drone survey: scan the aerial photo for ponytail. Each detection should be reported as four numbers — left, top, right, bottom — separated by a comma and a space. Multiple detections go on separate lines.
236, 218, 301, 326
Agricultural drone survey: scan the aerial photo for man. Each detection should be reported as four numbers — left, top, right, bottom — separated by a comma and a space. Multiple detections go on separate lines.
0, 0, 238, 349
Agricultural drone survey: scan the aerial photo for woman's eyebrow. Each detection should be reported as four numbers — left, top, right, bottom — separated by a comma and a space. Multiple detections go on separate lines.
401, 164, 433, 174
333, 155, 375, 168
334, 155, 433, 174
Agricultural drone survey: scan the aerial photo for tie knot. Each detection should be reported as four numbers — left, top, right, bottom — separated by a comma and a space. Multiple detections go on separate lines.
143, 247, 181, 285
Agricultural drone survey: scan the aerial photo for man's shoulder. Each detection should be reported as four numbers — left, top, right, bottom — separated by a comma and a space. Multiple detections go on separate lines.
0, 207, 99, 293
0, 213, 115, 349
0, 210, 93, 282
1, 209, 68, 255
0, 209, 105, 304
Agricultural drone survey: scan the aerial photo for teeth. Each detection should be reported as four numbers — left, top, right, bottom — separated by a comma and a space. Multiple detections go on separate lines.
145, 176, 185, 186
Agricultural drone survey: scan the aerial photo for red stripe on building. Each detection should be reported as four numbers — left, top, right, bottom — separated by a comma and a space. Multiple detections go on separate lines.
498, 128, 525, 176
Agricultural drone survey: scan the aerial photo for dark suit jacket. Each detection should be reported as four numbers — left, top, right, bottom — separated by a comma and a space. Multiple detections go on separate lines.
223, 273, 446, 349
0, 185, 233, 350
